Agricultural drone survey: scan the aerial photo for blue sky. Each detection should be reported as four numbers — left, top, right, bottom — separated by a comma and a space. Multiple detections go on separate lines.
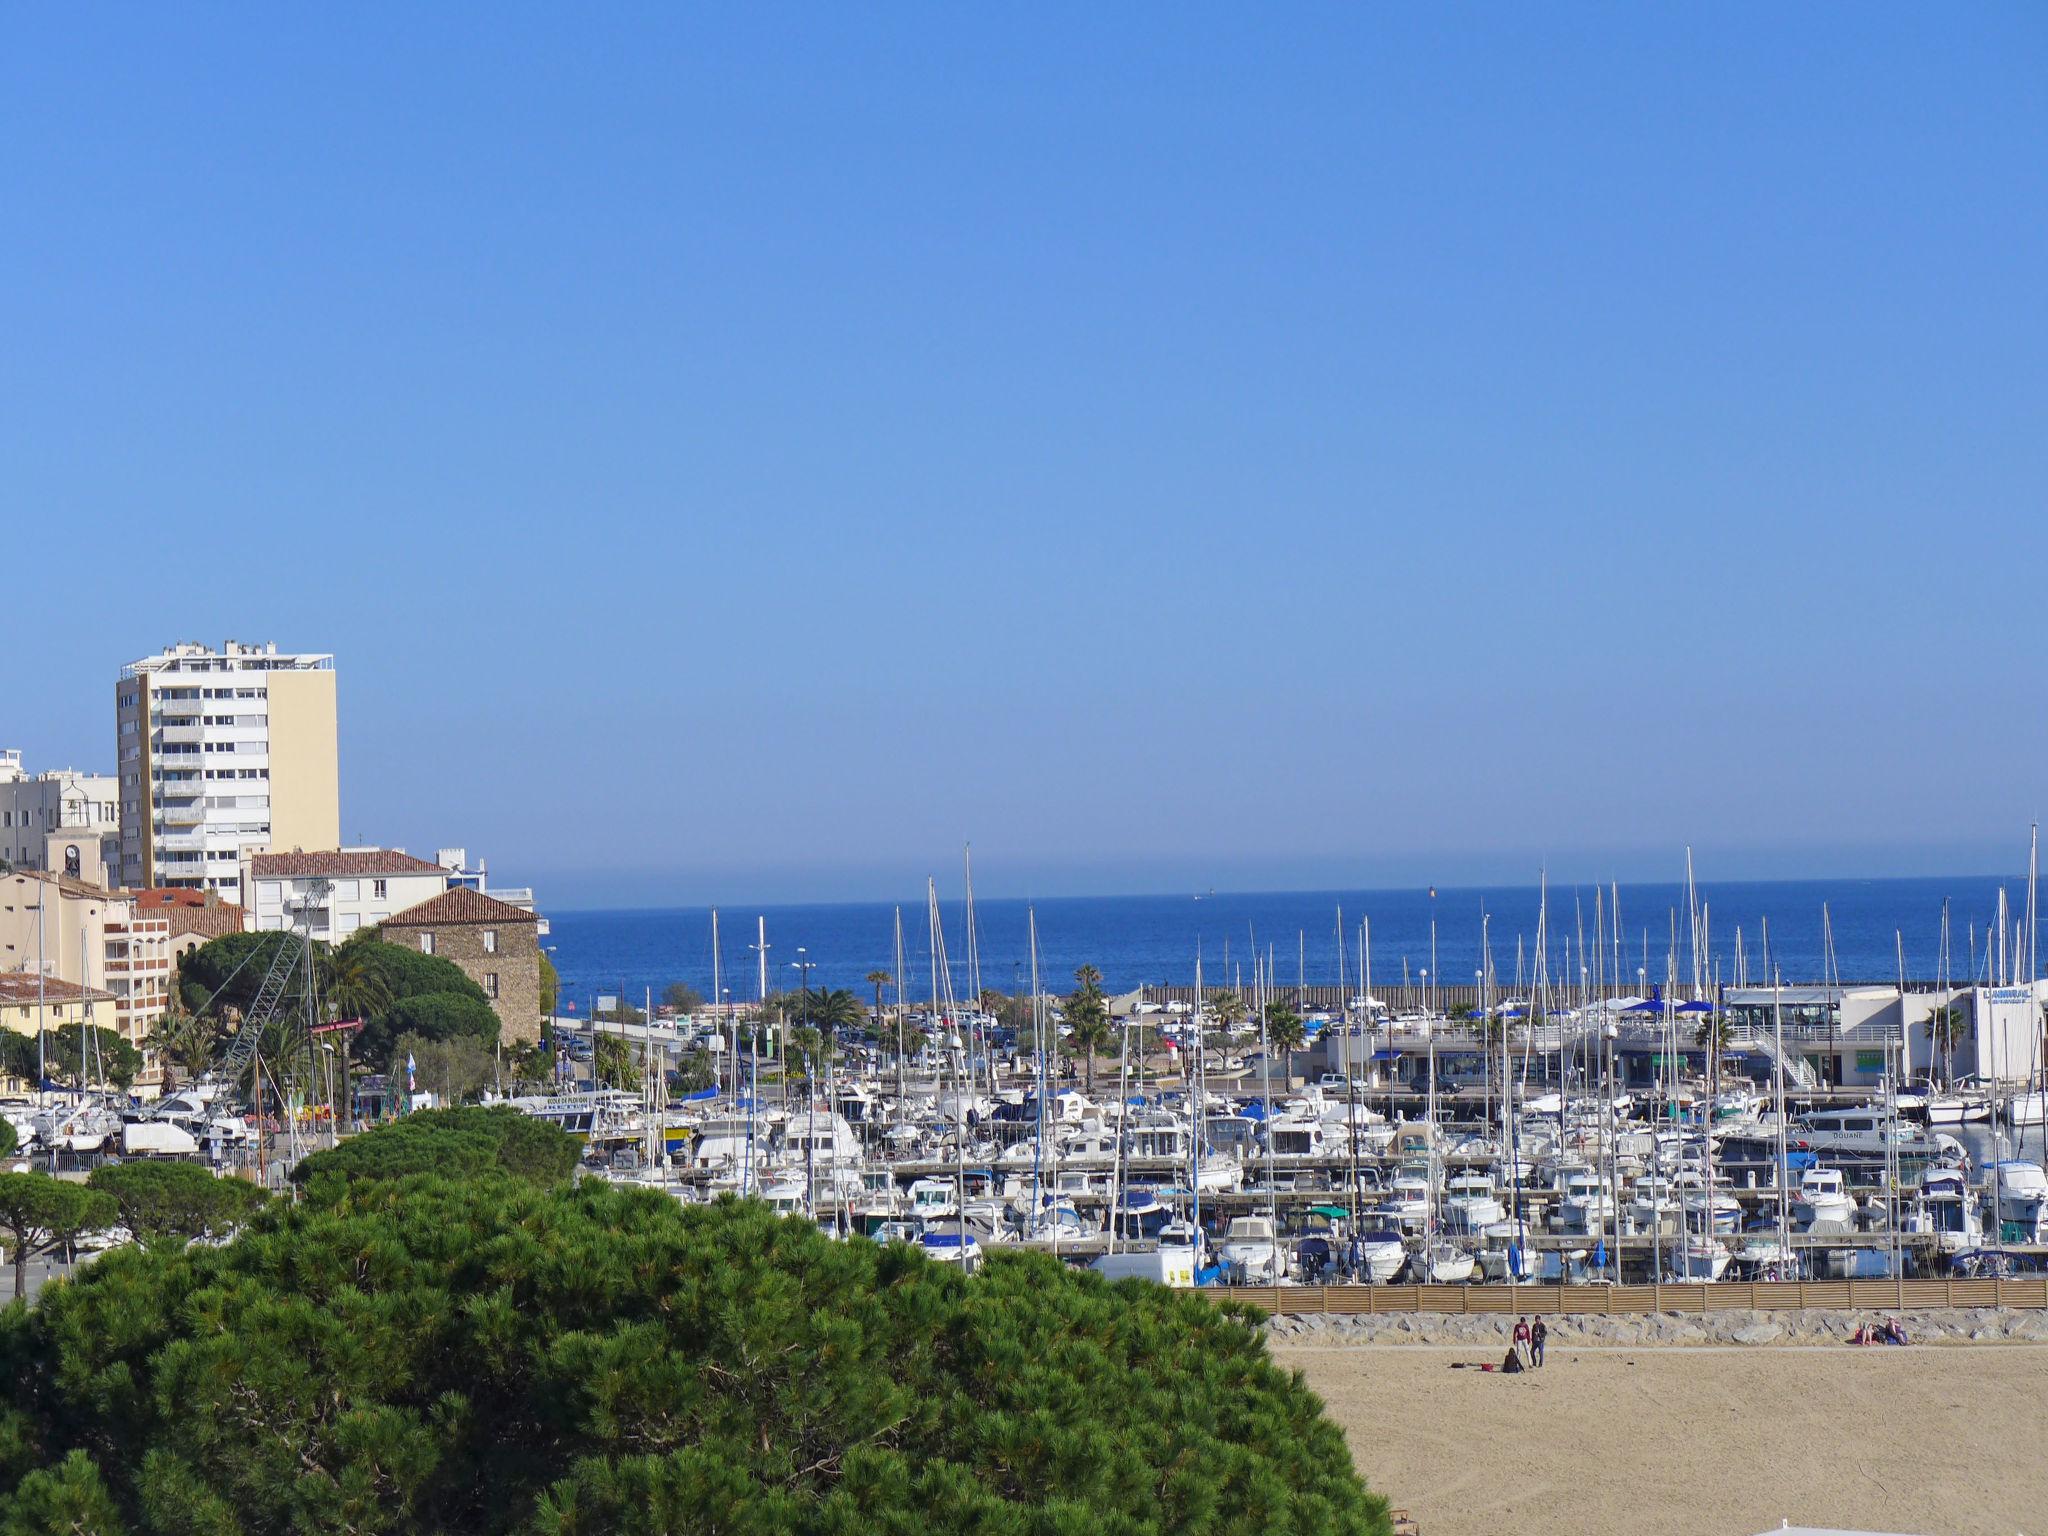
4, 8, 2045, 907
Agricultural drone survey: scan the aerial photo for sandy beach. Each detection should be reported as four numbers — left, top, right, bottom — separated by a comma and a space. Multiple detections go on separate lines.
1277, 1343, 2048, 1536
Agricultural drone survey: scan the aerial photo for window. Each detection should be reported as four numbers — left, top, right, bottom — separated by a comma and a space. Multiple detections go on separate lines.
482, 929, 498, 954
484, 972, 499, 999
418, 932, 434, 955
372, 879, 387, 900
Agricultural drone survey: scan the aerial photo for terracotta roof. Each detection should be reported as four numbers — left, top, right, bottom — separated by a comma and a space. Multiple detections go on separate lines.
133, 887, 215, 909
0, 972, 115, 1005
247, 849, 447, 878
381, 887, 540, 928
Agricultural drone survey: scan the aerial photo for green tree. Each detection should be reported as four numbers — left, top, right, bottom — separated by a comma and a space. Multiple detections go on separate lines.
1064, 964, 1113, 1091
391, 1030, 496, 1105
323, 935, 397, 1023
1929, 1004, 1968, 1078
661, 982, 705, 1014
0, 1151, 1390, 1536
0, 1173, 117, 1297
1207, 989, 1248, 1033
798, 988, 865, 1035
291, 1105, 580, 1188
370, 990, 501, 1068
593, 1033, 644, 1092
176, 930, 303, 1019
0, 1119, 15, 1160
1267, 999, 1307, 1083
44, 1024, 142, 1090
144, 1002, 218, 1091
86, 1161, 266, 1247
538, 949, 560, 1016
787, 1024, 833, 1082
669, 1048, 716, 1096
1447, 1001, 1476, 1024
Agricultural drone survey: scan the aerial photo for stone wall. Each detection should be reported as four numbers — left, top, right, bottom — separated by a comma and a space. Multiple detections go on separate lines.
405, 922, 542, 1046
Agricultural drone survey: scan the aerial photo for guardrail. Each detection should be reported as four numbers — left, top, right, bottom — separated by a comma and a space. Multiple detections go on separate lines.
1220, 1276, 2048, 1315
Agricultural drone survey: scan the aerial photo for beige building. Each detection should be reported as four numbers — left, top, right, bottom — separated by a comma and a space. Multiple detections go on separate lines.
0, 869, 173, 1057
117, 641, 339, 896
241, 848, 450, 942
0, 974, 118, 1089
0, 750, 121, 882
380, 887, 544, 1045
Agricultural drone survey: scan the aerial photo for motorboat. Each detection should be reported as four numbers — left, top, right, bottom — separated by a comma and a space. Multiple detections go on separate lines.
1414, 1239, 1475, 1284
1668, 1235, 1730, 1281
1353, 1228, 1409, 1283
1793, 1167, 1859, 1231
1442, 1170, 1506, 1233
1218, 1215, 1287, 1283
1984, 1159, 2048, 1241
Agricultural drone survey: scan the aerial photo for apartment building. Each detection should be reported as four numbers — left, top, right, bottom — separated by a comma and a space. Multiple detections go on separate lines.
0, 750, 120, 884
242, 848, 449, 942
117, 641, 340, 894
0, 869, 173, 1055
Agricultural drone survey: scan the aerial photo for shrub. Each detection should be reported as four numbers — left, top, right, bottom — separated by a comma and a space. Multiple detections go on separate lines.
0, 1144, 1386, 1535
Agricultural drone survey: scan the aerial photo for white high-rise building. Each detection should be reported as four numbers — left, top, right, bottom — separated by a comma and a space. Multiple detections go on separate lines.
117, 641, 340, 895
0, 750, 121, 882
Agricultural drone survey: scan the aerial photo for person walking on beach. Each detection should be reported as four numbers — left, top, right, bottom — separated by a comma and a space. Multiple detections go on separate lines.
1512, 1315, 1532, 1366
1530, 1316, 1547, 1368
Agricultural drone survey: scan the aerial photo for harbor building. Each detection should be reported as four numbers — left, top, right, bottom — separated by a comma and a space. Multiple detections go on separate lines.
0, 750, 120, 883
241, 848, 450, 942
0, 869, 172, 1058
380, 887, 544, 1045
116, 641, 339, 896
1719, 983, 2047, 1088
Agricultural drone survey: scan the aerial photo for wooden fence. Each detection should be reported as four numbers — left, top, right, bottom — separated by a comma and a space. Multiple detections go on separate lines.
1219, 1276, 2048, 1315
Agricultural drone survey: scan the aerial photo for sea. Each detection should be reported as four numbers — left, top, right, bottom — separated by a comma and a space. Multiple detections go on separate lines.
547, 875, 2039, 1013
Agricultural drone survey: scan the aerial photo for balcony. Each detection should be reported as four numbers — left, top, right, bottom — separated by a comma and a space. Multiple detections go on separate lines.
153, 829, 208, 852
159, 803, 205, 826
156, 725, 204, 746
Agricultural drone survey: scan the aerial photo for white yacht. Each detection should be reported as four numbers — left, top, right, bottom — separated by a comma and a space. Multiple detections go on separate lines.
1218, 1215, 1287, 1283
1793, 1167, 1859, 1231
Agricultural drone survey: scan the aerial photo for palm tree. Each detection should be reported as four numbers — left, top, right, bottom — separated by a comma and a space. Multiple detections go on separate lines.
1929, 1005, 1968, 1082
323, 941, 394, 1026
1207, 989, 1247, 1034
1267, 999, 1307, 1084
145, 1003, 218, 1090
865, 970, 893, 1036
802, 988, 866, 1035
1065, 964, 1112, 1091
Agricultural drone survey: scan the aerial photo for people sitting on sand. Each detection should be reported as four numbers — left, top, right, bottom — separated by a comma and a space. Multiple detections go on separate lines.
1500, 1345, 1524, 1373
1883, 1317, 1909, 1346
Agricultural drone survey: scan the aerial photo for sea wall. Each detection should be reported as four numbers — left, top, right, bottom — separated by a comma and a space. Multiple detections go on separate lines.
1264, 1306, 2048, 1348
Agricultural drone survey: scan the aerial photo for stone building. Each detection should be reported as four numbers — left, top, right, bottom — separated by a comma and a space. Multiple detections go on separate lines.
379, 887, 542, 1045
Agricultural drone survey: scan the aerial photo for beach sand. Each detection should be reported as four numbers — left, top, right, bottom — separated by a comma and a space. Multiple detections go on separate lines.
1276, 1342, 2048, 1536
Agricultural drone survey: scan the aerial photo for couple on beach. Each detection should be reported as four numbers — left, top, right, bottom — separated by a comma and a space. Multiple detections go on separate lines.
1501, 1316, 1545, 1372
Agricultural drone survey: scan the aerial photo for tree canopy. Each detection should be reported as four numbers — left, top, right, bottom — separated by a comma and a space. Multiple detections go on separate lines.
85, 1161, 267, 1246
174, 931, 495, 1075
289, 1105, 580, 1189
0, 1150, 1386, 1536
0, 1173, 117, 1298
43, 1023, 142, 1091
